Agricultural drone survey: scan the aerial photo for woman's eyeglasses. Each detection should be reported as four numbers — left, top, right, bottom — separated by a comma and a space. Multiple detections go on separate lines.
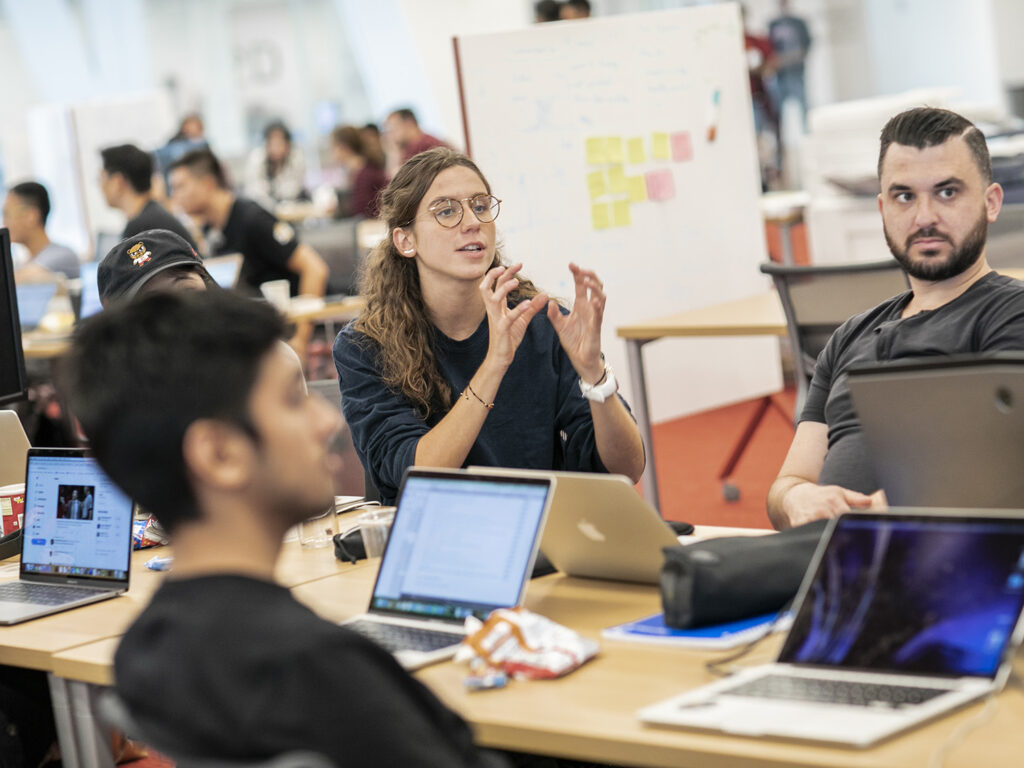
408, 195, 501, 228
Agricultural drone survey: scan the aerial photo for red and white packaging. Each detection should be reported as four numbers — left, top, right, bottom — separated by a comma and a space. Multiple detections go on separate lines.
0, 484, 25, 536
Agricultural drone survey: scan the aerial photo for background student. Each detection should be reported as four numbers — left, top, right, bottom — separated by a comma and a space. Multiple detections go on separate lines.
2, 181, 79, 280
243, 120, 308, 210
334, 147, 644, 504
99, 143, 199, 248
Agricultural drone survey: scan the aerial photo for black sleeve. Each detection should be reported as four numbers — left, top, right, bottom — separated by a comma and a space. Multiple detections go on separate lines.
238, 202, 300, 270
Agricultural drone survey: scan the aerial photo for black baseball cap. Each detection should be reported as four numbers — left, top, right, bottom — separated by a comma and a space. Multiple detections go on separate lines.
98, 229, 215, 306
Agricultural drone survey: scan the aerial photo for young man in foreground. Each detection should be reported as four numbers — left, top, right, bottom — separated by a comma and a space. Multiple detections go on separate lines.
62, 290, 505, 766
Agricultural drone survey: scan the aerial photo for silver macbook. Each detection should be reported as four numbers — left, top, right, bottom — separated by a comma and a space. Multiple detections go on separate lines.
639, 510, 1024, 747
848, 354, 1024, 508
471, 467, 678, 583
0, 448, 134, 625
342, 468, 552, 670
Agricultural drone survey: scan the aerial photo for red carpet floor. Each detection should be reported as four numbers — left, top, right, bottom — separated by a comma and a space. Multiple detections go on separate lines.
651, 388, 797, 529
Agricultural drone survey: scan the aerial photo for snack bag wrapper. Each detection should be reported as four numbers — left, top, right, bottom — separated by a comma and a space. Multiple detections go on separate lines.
132, 515, 169, 550
455, 607, 598, 680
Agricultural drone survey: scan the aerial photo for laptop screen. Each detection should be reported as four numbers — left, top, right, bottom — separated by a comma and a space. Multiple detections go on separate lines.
78, 262, 103, 320
369, 470, 550, 622
780, 513, 1024, 679
203, 255, 242, 289
15, 283, 58, 329
21, 450, 133, 582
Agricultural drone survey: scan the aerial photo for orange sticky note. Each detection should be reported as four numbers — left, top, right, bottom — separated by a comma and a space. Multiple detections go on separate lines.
652, 132, 670, 160
612, 200, 632, 228
591, 203, 611, 230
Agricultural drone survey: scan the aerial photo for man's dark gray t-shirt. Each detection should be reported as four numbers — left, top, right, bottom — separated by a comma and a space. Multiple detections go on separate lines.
801, 271, 1024, 493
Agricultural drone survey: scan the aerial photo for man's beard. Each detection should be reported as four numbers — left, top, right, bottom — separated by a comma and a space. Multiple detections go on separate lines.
884, 211, 987, 281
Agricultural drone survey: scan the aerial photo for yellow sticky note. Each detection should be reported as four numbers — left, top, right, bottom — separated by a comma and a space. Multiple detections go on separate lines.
587, 170, 607, 199
591, 203, 611, 230
612, 200, 632, 228
652, 132, 670, 160
607, 165, 627, 195
606, 137, 624, 164
585, 137, 607, 165
627, 176, 647, 202
627, 137, 646, 164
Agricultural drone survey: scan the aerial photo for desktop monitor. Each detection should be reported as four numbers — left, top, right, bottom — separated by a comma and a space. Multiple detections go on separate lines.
0, 228, 28, 406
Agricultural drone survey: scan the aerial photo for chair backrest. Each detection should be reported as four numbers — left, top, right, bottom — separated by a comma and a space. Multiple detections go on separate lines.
99, 691, 337, 768
759, 260, 910, 417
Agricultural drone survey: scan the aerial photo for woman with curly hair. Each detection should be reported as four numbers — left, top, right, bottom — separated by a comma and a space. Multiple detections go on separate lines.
333, 148, 644, 503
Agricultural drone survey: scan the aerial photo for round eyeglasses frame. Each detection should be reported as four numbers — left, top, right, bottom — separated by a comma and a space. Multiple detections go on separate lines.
404, 194, 502, 229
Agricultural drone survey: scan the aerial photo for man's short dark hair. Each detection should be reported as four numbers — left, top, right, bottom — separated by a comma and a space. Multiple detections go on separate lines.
9, 181, 50, 224
389, 108, 418, 125
535, 0, 561, 21
566, 0, 591, 13
61, 291, 284, 533
168, 148, 229, 189
101, 144, 153, 193
878, 107, 991, 183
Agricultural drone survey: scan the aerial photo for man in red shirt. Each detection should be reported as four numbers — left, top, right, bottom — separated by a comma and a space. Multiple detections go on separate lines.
384, 108, 449, 172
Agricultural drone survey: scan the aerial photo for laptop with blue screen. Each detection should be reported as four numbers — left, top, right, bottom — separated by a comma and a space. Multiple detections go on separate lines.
0, 448, 134, 624
15, 282, 58, 331
639, 510, 1024, 746
343, 468, 553, 670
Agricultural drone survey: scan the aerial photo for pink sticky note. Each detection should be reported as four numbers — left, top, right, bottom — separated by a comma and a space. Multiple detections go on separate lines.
645, 169, 676, 202
671, 131, 693, 162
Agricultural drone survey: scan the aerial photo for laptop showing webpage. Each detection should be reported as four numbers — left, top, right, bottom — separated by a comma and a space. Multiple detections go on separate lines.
0, 448, 134, 625
639, 510, 1024, 747
343, 468, 552, 670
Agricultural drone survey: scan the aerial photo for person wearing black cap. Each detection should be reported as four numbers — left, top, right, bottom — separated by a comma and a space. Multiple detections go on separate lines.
98, 228, 214, 308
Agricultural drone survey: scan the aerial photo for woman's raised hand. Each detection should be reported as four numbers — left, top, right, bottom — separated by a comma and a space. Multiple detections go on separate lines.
479, 263, 548, 371
547, 262, 606, 384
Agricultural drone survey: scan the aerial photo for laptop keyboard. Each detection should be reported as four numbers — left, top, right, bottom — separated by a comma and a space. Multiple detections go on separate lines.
0, 582, 109, 606
346, 620, 464, 653
727, 674, 948, 709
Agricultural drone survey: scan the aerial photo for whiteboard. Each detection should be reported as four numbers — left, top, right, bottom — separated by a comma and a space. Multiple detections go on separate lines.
455, 4, 781, 424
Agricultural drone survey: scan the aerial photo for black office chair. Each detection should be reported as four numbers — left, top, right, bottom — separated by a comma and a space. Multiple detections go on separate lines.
759, 259, 910, 419
98, 691, 336, 768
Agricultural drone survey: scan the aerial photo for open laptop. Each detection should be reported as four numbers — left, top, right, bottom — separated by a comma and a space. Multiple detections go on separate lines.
848, 354, 1024, 508
342, 468, 552, 670
77, 261, 103, 320
0, 448, 134, 624
203, 253, 243, 289
15, 282, 59, 331
471, 467, 681, 583
638, 509, 1024, 747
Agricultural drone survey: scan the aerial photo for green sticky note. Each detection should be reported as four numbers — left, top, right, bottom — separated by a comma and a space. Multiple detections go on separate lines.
587, 170, 607, 199
652, 132, 670, 160
606, 137, 624, 164
607, 165, 627, 195
591, 203, 611, 230
585, 137, 607, 165
612, 200, 632, 228
627, 175, 647, 202
627, 137, 646, 164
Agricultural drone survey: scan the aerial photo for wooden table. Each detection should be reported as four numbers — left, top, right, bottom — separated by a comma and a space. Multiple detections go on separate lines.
617, 292, 787, 507
49, 540, 1024, 768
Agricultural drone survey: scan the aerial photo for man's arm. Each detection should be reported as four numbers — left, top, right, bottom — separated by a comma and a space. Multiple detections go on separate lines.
286, 243, 328, 298
767, 421, 874, 530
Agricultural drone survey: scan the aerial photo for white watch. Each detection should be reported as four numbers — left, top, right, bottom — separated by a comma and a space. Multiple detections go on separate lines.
579, 363, 618, 403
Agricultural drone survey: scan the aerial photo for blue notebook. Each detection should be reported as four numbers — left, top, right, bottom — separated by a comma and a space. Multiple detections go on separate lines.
601, 611, 790, 649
